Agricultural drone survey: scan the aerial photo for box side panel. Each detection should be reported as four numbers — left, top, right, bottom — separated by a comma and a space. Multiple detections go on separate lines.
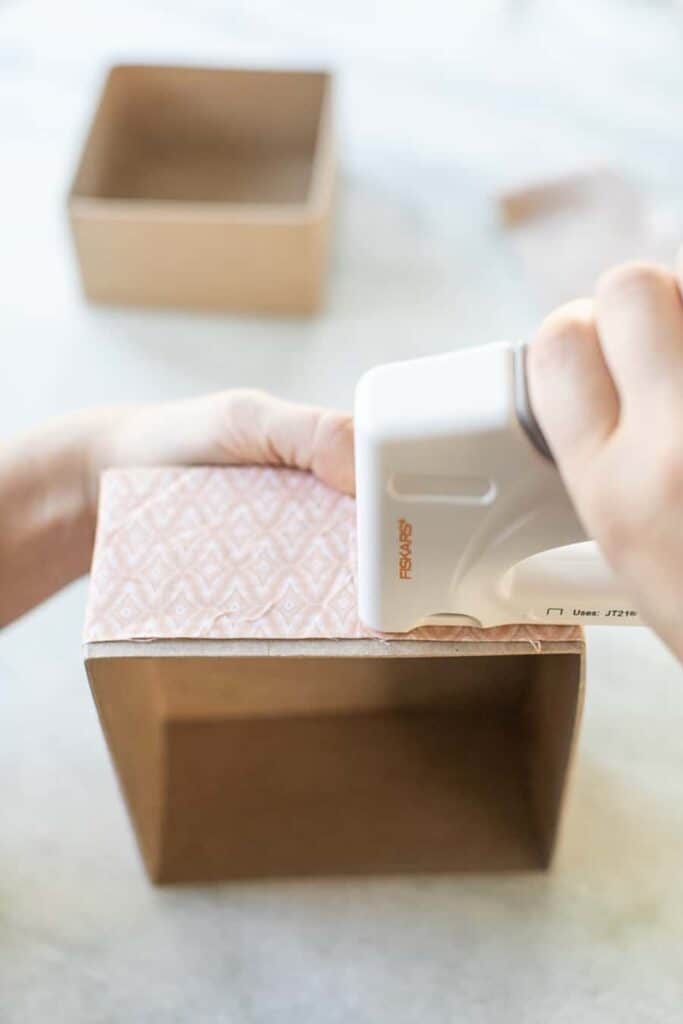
149, 654, 541, 881
86, 143, 318, 205
160, 707, 537, 882
154, 654, 531, 718
308, 74, 335, 212
70, 67, 131, 199
526, 652, 585, 866
85, 657, 167, 881
113, 66, 328, 152
69, 213, 328, 313
86, 650, 582, 883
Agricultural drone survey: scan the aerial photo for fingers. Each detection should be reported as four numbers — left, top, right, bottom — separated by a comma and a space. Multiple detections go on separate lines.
97, 391, 356, 497
595, 261, 683, 406
529, 256, 683, 483
528, 298, 620, 480
310, 409, 356, 496
217, 391, 355, 496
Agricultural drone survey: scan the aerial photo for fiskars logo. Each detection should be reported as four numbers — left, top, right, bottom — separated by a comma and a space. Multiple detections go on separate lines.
398, 518, 413, 580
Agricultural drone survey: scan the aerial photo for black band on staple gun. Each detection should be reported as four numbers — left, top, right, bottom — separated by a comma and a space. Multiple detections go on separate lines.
513, 343, 555, 463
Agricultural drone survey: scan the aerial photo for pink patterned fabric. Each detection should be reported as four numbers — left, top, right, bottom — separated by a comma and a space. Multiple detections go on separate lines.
84, 467, 581, 644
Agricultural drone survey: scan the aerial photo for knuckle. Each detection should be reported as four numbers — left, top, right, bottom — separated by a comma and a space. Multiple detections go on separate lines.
316, 410, 352, 448
221, 389, 277, 458
597, 261, 672, 302
227, 388, 271, 420
529, 305, 595, 376
231, 387, 269, 407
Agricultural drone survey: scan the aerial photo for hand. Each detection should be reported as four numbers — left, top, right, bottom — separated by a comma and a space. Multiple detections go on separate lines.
0, 391, 354, 626
528, 247, 683, 661
86, 390, 355, 509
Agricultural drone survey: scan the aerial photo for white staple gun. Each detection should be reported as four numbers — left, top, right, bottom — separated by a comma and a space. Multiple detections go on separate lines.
354, 341, 641, 632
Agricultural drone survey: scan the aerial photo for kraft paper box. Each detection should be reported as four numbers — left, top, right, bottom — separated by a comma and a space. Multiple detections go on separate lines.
68, 65, 334, 313
83, 467, 585, 883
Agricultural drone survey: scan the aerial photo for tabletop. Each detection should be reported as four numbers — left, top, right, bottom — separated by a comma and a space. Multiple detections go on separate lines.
1, 1, 683, 1021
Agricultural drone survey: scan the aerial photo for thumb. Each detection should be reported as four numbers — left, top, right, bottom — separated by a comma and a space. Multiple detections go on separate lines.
211, 390, 356, 496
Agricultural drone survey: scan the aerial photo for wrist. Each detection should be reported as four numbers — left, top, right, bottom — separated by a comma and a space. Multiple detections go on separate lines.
78, 406, 131, 522
27, 405, 131, 569
0, 407, 123, 625
44, 408, 120, 566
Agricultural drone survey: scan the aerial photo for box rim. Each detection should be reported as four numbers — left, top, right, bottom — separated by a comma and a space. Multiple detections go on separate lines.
68, 196, 327, 223
84, 636, 585, 660
67, 62, 335, 218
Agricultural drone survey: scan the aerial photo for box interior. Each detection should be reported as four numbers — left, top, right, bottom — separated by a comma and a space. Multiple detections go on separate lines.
72, 65, 329, 206
87, 650, 582, 882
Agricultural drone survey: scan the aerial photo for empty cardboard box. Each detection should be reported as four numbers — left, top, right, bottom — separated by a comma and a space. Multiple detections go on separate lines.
69, 65, 334, 313
83, 467, 585, 883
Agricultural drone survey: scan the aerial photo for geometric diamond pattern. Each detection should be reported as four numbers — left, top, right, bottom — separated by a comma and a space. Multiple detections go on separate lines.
84, 467, 581, 645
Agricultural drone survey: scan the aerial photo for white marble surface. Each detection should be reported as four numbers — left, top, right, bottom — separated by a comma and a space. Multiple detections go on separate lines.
1, 1, 683, 1020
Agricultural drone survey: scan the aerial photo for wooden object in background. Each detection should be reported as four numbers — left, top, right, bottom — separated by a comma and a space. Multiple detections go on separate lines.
68, 65, 335, 314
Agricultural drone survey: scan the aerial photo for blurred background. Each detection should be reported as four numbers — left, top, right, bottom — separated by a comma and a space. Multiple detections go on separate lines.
1, 1, 683, 1021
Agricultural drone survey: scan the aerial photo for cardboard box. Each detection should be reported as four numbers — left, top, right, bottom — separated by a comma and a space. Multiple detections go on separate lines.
83, 467, 584, 883
68, 65, 334, 313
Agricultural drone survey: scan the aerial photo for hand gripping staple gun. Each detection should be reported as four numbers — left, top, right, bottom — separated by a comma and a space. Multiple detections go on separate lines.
354, 341, 641, 632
